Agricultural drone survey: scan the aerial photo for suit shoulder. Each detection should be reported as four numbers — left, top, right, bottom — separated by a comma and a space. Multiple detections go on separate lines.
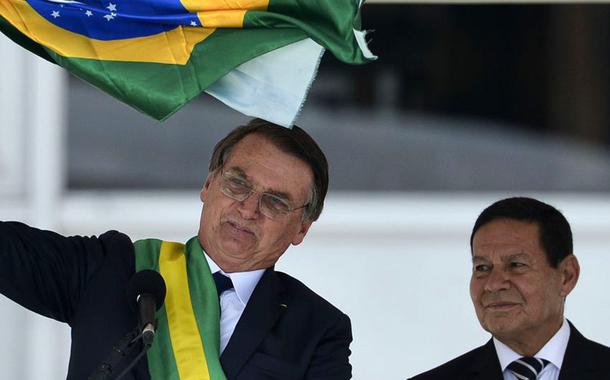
568, 322, 610, 361
580, 335, 610, 359
409, 345, 489, 380
97, 229, 133, 252
1, 221, 132, 255
590, 340, 610, 373
273, 270, 347, 318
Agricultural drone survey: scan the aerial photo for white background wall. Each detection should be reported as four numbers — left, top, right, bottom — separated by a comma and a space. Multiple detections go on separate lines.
2, 28, 610, 380
2, 193, 610, 379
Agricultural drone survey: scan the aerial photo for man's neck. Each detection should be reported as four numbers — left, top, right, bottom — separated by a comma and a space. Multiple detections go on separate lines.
493, 319, 571, 374
198, 236, 272, 273
495, 318, 564, 356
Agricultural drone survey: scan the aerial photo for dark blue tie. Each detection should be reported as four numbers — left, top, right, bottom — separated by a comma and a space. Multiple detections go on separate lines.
507, 357, 550, 380
213, 272, 233, 297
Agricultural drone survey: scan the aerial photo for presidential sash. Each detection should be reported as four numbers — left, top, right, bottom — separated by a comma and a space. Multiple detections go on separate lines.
134, 237, 227, 380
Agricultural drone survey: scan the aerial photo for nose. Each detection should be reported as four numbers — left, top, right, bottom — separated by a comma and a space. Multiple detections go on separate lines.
483, 268, 510, 292
237, 192, 260, 219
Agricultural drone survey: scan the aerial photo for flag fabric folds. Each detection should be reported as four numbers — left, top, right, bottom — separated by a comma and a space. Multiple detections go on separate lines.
0, 0, 375, 126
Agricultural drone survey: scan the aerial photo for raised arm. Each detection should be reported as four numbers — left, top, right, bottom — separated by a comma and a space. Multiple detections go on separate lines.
0, 221, 133, 324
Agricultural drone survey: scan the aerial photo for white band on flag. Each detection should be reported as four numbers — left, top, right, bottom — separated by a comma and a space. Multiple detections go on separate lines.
205, 38, 325, 127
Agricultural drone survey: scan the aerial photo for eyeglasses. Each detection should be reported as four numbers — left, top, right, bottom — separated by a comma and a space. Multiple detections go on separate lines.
219, 170, 308, 219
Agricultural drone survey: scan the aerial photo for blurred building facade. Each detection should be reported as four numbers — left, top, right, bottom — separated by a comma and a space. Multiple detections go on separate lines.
2, 4, 610, 380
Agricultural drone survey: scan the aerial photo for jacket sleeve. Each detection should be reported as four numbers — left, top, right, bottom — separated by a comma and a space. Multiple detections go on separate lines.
0, 221, 133, 325
304, 311, 353, 380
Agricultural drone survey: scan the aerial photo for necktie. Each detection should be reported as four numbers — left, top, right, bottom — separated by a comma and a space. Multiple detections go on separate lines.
508, 357, 550, 380
213, 272, 234, 297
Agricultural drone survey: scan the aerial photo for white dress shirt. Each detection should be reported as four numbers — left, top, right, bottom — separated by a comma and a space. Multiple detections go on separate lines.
203, 252, 265, 353
494, 319, 571, 380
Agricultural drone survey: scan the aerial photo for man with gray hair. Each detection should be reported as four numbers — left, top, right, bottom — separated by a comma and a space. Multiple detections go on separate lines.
0, 118, 352, 380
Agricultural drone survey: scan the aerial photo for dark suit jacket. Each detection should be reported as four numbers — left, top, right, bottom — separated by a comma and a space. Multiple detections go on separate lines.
408, 322, 610, 380
0, 221, 352, 380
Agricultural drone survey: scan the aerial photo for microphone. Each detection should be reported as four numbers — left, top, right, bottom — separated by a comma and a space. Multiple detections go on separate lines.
89, 270, 166, 380
127, 270, 166, 347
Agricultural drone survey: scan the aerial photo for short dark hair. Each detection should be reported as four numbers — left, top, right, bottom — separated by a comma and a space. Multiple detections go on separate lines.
470, 197, 573, 267
209, 118, 328, 221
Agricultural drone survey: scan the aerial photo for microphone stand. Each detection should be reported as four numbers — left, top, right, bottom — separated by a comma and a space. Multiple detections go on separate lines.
87, 325, 154, 380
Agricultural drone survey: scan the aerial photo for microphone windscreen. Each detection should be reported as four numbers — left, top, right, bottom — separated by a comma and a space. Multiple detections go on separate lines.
127, 269, 167, 310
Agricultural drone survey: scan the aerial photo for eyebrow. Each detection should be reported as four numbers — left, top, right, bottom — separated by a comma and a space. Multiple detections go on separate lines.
225, 166, 294, 201
265, 189, 293, 201
471, 252, 530, 263
226, 167, 247, 178
471, 256, 489, 263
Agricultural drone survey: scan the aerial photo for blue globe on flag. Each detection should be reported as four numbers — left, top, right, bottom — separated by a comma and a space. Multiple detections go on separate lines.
27, 0, 200, 40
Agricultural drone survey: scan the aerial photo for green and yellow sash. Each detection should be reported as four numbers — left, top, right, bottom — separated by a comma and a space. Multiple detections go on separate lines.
134, 237, 227, 380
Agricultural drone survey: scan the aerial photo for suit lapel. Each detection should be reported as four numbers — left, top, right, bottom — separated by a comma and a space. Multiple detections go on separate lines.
469, 340, 505, 380
220, 268, 286, 379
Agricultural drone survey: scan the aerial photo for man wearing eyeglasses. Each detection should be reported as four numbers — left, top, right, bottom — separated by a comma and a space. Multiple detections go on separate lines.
197, 118, 351, 379
0, 119, 351, 379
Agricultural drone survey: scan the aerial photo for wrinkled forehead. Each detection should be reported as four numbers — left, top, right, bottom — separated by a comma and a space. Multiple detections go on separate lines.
223, 167, 294, 201
471, 219, 543, 255
223, 133, 310, 168
222, 135, 313, 199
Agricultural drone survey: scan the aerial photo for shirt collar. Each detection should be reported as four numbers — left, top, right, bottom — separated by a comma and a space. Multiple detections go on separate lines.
202, 251, 265, 306
493, 318, 571, 372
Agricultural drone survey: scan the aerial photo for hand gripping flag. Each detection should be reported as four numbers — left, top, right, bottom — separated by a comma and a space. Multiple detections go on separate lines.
0, 0, 375, 126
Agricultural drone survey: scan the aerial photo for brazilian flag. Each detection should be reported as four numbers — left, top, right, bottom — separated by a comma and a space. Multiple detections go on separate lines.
0, 0, 375, 125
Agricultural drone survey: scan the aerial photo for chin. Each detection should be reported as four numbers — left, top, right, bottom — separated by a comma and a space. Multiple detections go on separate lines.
221, 245, 251, 258
483, 317, 520, 337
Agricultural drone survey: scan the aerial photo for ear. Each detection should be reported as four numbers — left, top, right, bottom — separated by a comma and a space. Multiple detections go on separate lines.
558, 254, 580, 297
200, 173, 214, 203
291, 219, 313, 246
